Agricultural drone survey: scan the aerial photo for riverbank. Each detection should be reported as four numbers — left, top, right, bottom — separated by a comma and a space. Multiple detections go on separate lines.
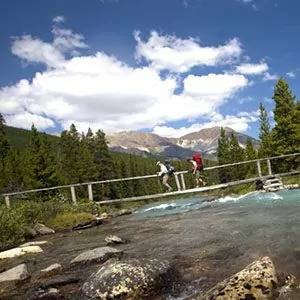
0, 189, 299, 299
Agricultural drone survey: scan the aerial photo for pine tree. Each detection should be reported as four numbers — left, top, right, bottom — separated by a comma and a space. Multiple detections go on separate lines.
229, 133, 245, 180
24, 125, 57, 189
217, 127, 231, 183
245, 138, 257, 177
0, 113, 11, 189
272, 78, 297, 155
258, 103, 273, 158
58, 124, 81, 184
3, 149, 23, 192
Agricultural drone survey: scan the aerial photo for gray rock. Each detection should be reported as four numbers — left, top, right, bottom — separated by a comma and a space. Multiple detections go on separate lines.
70, 246, 123, 266
0, 264, 29, 282
105, 234, 129, 245
81, 258, 177, 299
41, 263, 63, 274
20, 241, 50, 247
34, 224, 55, 235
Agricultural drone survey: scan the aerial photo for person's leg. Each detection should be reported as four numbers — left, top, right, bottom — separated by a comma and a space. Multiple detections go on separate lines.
196, 170, 206, 186
162, 174, 172, 191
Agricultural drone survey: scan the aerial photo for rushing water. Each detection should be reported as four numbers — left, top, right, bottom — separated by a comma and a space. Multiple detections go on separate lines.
1, 188, 300, 299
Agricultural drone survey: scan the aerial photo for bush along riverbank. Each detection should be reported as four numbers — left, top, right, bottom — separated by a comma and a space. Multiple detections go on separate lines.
0, 197, 135, 251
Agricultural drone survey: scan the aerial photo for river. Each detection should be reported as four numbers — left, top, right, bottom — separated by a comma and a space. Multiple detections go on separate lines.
1, 188, 300, 299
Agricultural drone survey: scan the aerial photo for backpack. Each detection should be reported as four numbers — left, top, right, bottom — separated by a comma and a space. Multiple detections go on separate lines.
193, 153, 203, 171
164, 161, 175, 176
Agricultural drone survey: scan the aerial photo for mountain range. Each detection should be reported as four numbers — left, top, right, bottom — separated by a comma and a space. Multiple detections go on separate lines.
107, 127, 260, 160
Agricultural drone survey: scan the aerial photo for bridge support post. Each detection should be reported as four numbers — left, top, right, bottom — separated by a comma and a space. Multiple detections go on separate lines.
5, 196, 10, 208
180, 173, 186, 190
70, 186, 77, 204
267, 159, 272, 175
174, 174, 181, 191
256, 160, 262, 177
88, 184, 93, 201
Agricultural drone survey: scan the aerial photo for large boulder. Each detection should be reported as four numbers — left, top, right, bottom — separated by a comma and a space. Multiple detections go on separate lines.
81, 258, 177, 299
0, 245, 43, 259
0, 264, 29, 282
196, 256, 277, 299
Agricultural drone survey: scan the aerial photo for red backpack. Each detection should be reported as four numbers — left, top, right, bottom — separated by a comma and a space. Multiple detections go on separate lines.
193, 153, 203, 170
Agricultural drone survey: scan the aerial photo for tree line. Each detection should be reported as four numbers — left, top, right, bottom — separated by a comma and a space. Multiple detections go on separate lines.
217, 77, 300, 182
0, 119, 203, 200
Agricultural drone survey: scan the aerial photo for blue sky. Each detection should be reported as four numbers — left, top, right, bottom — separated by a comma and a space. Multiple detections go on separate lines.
0, 0, 299, 139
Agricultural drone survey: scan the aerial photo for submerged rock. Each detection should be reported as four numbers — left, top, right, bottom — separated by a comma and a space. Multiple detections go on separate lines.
0, 264, 29, 282
0, 245, 43, 259
195, 256, 277, 300
70, 246, 123, 266
81, 258, 177, 299
105, 234, 129, 245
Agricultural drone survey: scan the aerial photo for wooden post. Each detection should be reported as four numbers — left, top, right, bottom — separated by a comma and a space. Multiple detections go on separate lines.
180, 173, 186, 190
174, 174, 181, 191
5, 196, 10, 208
88, 184, 93, 201
256, 160, 262, 177
70, 186, 77, 204
267, 159, 272, 175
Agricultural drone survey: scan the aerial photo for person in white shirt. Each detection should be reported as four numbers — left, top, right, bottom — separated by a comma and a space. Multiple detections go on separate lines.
156, 161, 173, 192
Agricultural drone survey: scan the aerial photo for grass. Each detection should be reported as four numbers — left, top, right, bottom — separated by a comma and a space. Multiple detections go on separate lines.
46, 212, 96, 230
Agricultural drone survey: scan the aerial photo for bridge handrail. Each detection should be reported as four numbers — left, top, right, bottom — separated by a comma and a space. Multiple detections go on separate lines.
1, 152, 300, 197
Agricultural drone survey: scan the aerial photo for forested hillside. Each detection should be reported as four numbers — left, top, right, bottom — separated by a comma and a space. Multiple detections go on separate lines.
0, 121, 215, 200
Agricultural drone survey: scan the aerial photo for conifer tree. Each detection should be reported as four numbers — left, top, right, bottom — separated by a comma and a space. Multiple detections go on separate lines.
4, 149, 23, 192
217, 127, 231, 183
272, 78, 297, 155
258, 103, 272, 158
229, 133, 245, 180
0, 113, 11, 189
245, 138, 257, 177
24, 125, 57, 189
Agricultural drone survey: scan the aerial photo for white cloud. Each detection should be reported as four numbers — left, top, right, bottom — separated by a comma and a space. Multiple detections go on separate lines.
53, 16, 65, 24
152, 112, 258, 138
11, 16, 87, 68
235, 62, 268, 75
286, 71, 296, 78
5, 112, 55, 130
262, 72, 278, 81
134, 31, 243, 72
1, 19, 270, 137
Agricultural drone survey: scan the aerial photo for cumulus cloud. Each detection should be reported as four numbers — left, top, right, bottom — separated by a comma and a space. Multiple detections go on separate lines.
11, 18, 87, 68
262, 72, 279, 81
1, 17, 270, 135
152, 112, 258, 138
134, 30, 242, 72
286, 71, 296, 78
235, 62, 268, 75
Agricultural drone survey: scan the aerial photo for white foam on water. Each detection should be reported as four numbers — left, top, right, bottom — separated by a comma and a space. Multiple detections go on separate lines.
136, 202, 178, 213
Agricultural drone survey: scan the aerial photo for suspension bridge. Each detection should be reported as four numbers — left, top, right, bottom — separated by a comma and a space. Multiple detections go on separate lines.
1, 153, 300, 207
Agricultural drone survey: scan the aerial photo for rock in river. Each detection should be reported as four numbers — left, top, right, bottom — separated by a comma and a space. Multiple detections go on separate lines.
195, 256, 277, 300
81, 258, 177, 299
70, 246, 123, 266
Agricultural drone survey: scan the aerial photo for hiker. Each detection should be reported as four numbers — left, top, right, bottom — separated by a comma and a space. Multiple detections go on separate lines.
156, 161, 173, 192
187, 153, 206, 188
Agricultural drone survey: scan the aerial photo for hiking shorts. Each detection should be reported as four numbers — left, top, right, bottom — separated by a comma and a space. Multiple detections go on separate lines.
162, 174, 169, 184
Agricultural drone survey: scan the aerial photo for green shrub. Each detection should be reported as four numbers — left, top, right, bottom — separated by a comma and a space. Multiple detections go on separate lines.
46, 212, 95, 230
0, 205, 27, 250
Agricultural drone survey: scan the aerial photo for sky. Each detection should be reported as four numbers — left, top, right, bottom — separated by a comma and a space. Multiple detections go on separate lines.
0, 0, 299, 139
